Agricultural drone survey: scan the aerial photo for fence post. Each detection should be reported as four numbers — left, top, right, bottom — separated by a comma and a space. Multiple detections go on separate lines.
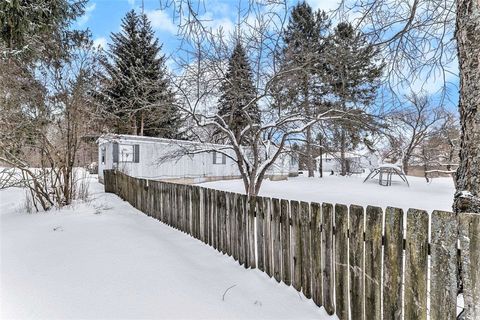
459, 212, 480, 320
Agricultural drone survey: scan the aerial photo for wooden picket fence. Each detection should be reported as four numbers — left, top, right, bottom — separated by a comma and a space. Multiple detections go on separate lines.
103, 170, 479, 320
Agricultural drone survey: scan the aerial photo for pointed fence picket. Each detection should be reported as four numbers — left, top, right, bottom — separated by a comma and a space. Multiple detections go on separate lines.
103, 170, 478, 320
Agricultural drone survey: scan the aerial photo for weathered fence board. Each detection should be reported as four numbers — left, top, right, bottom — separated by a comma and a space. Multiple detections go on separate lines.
256, 197, 265, 272
213, 190, 218, 249
241, 194, 249, 268
248, 196, 256, 268
334, 204, 349, 320
349, 204, 364, 320
272, 198, 282, 282
383, 207, 404, 320
264, 197, 273, 277
225, 192, 232, 256
322, 202, 335, 315
300, 201, 312, 298
237, 194, 245, 266
291, 200, 302, 291
230, 192, 238, 261
430, 210, 457, 320
364, 206, 382, 320
404, 208, 429, 320
219, 191, 225, 254
202, 188, 208, 243
281, 199, 291, 286
459, 212, 480, 320
311, 202, 322, 307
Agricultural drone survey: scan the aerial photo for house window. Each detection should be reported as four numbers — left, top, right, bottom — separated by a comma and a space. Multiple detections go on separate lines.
119, 145, 134, 162
101, 147, 106, 164
118, 144, 140, 163
213, 151, 226, 164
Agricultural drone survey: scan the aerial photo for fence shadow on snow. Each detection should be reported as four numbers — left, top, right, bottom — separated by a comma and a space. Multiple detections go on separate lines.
103, 170, 479, 320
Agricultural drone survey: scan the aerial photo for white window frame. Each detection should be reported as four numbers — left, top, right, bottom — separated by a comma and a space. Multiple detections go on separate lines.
119, 144, 135, 163
213, 151, 226, 165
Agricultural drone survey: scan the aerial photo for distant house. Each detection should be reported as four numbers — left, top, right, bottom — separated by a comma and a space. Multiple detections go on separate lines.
97, 134, 298, 184
315, 151, 379, 174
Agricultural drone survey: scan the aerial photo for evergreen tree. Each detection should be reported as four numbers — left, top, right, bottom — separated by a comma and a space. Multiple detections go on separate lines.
277, 2, 330, 177
100, 10, 180, 138
324, 22, 384, 175
216, 41, 260, 143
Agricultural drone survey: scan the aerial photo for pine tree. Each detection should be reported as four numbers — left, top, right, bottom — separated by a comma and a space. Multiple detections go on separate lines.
100, 10, 180, 138
324, 22, 384, 176
216, 41, 260, 143
277, 2, 330, 177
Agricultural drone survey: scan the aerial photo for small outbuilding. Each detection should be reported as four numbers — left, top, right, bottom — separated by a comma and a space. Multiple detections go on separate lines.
97, 134, 298, 184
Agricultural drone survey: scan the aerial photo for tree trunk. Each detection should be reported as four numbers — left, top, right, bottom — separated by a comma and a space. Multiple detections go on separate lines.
306, 127, 314, 177
454, 0, 480, 213
140, 112, 144, 136
319, 147, 323, 178
340, 130, 346, 176
402, 157, 410, 175
422, 147, 429, 183
132, 117, 137, 135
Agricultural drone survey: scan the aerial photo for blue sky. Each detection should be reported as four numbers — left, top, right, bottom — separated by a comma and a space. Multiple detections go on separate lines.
77, 0, 338, 56
78, 0, 459, 111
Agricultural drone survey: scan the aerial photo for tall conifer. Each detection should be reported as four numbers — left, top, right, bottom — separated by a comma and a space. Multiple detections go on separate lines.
278, 2, 330, 177
216, 42, 260, 143
100, 10, 180, 138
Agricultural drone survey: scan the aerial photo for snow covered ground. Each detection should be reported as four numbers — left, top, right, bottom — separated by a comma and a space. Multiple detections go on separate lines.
200, 172, 455, 213
0, 176, 334, 319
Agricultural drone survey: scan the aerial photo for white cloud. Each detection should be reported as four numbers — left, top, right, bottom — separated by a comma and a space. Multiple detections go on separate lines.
307, 0, 341, 12
93, 37, 108, 50
201, 14, 235, 35
146, 9, 178, 34
77, 3, 96, 26
127, 0, 135, 6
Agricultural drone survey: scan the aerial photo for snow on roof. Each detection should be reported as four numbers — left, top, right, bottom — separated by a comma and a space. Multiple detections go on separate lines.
315, 151, 362, 160
97, 134, 231, 149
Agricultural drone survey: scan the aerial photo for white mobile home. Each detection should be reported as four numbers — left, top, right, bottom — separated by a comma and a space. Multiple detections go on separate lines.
97, 134, 298, 184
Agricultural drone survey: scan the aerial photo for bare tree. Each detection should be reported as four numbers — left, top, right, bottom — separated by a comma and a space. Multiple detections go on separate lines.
159, 1, 367, 196
387, 92, 446, 174
0, 42, 101, 210
414, 111, 459, 179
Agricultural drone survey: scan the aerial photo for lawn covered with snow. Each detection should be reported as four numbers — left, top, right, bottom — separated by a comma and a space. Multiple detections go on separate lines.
0, 176, 334, 319
200, 172, 455, 213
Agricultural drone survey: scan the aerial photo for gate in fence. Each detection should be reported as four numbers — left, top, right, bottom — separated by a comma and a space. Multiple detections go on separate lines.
103, 170, 479, 320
